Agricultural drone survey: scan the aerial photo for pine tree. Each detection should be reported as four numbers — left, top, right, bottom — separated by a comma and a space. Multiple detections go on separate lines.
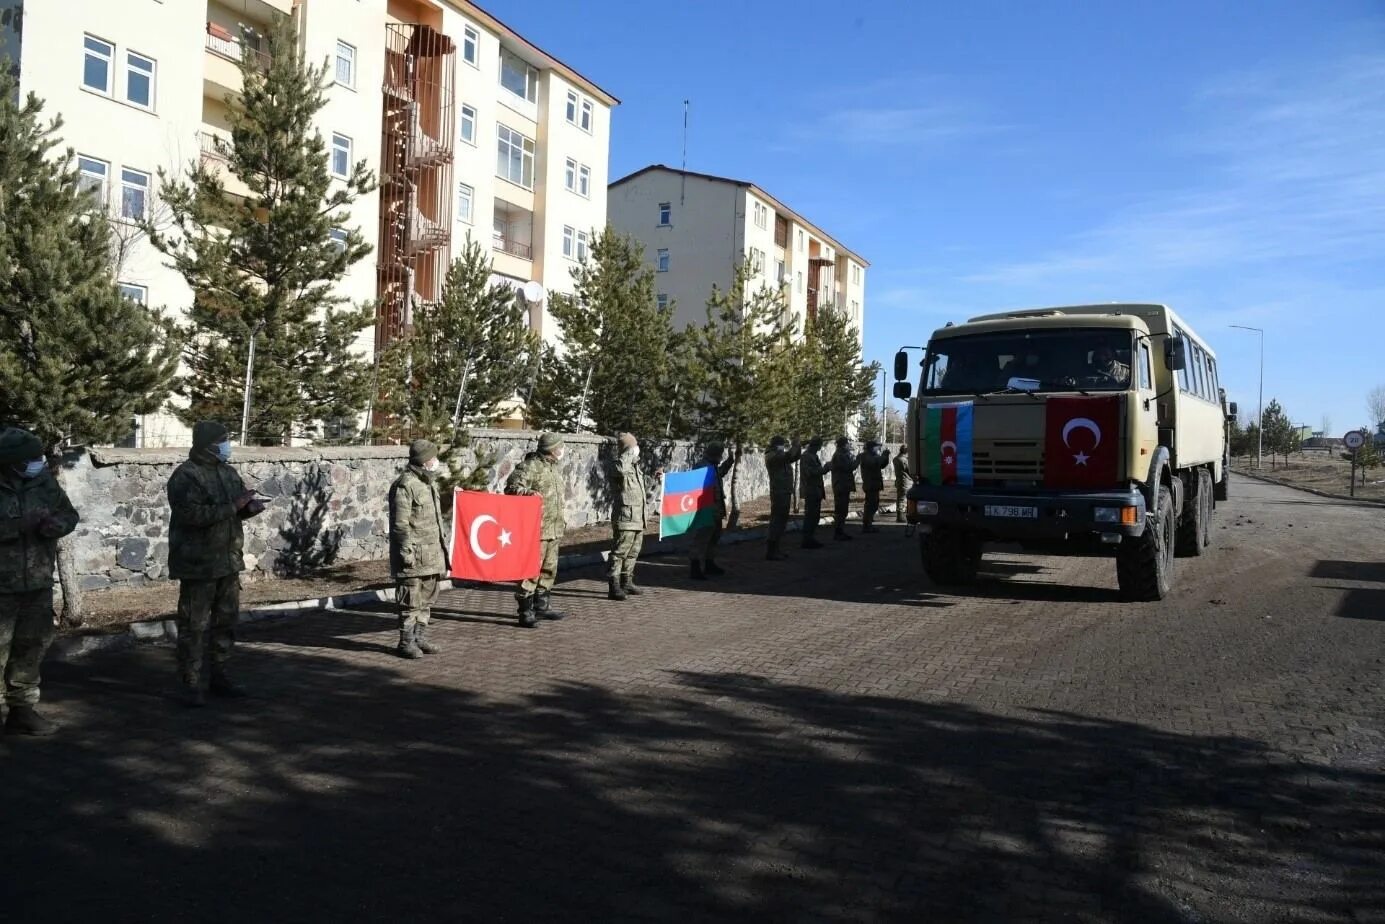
524, 342, 580, 431
793, 305, 877, 440
856, 401, 882, 443
537, 229, 676, 437
148, 19, 376, 445
1261, 399, 1294, 469
0, 73, 180, 623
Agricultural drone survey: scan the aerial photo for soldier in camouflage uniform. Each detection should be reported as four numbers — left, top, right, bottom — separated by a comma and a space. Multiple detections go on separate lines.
606, 433, 660, 601
0, 428, 79, 736
827, 436, 859, 541
389, 439, 449, 659
166, 421, 262, 707
893, 445, 913, 524
764, 435, 801, 561
798, 437, 827, 549
689, 441, 736, 580
859, 440, 891, 533
505, 432, 566, 627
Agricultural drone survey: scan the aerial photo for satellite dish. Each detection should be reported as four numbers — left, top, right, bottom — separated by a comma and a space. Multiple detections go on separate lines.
522, 281, 545, 302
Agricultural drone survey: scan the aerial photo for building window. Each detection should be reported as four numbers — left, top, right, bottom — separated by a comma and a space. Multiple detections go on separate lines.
852, 263, 862, 285
335, 41, 356, 88
752, 200, 767, 230
749, 247, 765, 274
496, 124, 535, 189
580, 99, 593, 132
457, 182, 473, 224
120, 167, 150, 220
460, 104, 476, 145
656, 293, 668, 311
564, 157, 577, 193
565, 90, 578, 125
118, 283, 147, 305
797, 229, 804, 252
330, 133, 352, 179
499, 48, 537, 103
562, 226, 589, 261
125, 52, 155, 109
657, 248, 670, 273
462, 26, 479, 66
658, 202, 671, 226
83, 35, 113, 94
578, 164, 590, 198
775, 259, 786, 284
77, 155, 109, 206
577, 230, 589, 261
329, 228, 348, 253
796, 270, 803, 293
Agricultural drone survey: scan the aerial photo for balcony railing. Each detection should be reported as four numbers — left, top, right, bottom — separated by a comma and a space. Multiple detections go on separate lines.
198, 130, 229, 162
493, 235, 532, 260
206, 23, 271, 70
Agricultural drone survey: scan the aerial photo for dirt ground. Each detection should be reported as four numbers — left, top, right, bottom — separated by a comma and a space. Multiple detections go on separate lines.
1232, 451, 1385, 502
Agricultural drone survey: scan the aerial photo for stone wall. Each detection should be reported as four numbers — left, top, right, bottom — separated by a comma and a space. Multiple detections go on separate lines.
60, 431, 774, 592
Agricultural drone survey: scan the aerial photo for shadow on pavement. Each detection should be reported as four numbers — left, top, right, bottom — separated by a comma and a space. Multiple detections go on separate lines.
1336, 588, 1385, 622
1312, 560, 1385, 583
2, 647, 1379, 922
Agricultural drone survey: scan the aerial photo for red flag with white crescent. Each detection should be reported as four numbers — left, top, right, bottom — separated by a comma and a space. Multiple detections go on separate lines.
1043, 396, 1123, 488
450, 490, 543, 582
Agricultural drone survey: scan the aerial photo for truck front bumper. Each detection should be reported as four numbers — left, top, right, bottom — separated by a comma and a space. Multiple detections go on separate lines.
906, 484, 1148, 540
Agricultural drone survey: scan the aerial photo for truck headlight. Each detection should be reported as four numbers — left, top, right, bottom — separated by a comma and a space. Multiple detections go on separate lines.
916, 501, 939, 516
1095, 506, 1139, 525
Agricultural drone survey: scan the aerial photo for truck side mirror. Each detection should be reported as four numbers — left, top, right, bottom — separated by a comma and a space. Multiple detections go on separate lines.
1228, 401, 1238, 419
1165, 337, 1187, 372
893, 350, 909, 382
893, 381, 913, 400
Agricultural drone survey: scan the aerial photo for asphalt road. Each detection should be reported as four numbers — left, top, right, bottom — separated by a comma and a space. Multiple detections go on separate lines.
2, 476, 1382, 922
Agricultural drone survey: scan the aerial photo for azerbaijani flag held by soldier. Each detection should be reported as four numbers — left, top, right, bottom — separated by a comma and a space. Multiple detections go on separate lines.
923, 402, 975, 486
659, 466, 718, 538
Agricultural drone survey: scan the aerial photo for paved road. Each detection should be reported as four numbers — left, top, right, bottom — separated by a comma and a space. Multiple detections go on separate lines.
3, 477, 1383, 922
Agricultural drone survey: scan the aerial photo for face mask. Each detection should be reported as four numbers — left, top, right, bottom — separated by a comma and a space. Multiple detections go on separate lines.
214, 440, 233, 462
628, 446, 640, 460
424, 458, 441, 473
18, 458, 46, 479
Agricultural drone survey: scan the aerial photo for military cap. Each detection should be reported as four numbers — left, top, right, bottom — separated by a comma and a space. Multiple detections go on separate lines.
0, 428, 43, 465
538, 432, 564, 453
409, 439, 439, 465
192, 420, 230, 451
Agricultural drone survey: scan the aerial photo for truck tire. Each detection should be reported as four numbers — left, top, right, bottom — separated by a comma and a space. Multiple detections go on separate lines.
1175, 469, 1211, 558
922, 527, 982, 586
1117, 485, 1175, 601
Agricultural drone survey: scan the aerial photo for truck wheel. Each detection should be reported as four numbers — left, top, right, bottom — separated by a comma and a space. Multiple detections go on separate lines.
1117, 485, 1175, 601
1175, 470, 1209, 558
1213, 467, 1229, 502
922, 527, 982, 586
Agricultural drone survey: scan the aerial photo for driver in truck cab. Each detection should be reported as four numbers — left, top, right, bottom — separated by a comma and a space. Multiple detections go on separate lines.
1092, 345, 1130, 386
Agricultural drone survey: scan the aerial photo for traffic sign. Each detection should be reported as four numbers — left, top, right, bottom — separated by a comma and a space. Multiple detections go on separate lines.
1344, 430, 1367, 451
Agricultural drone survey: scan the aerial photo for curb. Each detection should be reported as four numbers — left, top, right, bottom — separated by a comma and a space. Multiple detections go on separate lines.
1233, 469, 1385, 509
51, 514, 849, 662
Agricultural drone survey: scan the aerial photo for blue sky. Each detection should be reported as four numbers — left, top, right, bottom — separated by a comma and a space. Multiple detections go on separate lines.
503, 0, 1385, 433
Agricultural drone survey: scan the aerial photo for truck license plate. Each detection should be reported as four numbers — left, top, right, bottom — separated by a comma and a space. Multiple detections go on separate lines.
985, 505, 1038, 519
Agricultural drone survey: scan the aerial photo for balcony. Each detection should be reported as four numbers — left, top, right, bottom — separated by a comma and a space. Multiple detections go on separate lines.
204, 22, 271, 98
198, 128, 253, 199
492, 199, 534, 262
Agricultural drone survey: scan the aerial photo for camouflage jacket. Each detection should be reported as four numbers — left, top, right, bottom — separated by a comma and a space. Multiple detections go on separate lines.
608, 452, 650, 531
166, 449, 248, 581
506, 451, 566, 541
893, 453, 913, 490
389, 465, 448, 578
0, 470, 80, 594
828, 448, 859, 495
799, 452, 828, 501
706, 457, 734, 518
765, 443, 803, 500
860, 449, 891, 493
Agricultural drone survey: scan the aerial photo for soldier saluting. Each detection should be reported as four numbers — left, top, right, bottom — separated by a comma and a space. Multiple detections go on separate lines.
764, 435, 801, 561
826, 436, 859, 541
798, 437, 827, 549
859, 440, 891, 533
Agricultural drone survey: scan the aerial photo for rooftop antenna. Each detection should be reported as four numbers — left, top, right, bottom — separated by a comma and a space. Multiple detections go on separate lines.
681, 99, 689, 205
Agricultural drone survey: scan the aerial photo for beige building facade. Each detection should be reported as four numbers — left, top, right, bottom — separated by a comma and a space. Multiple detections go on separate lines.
11, 0, 615, 445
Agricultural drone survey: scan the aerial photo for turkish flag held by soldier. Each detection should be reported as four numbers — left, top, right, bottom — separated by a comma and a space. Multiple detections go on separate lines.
450, 490, 543, 583
1043, 396, 1123, 489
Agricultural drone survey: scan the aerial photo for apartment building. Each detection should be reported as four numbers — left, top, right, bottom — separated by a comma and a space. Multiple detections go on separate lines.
10, 0, 615, 444
608, 165, 867, 347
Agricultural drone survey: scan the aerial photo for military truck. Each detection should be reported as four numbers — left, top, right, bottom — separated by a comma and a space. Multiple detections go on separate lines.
893, 303, 1234, 601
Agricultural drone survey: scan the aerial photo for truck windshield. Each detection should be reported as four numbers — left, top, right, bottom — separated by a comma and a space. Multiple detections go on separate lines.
921, 328, 1136, 395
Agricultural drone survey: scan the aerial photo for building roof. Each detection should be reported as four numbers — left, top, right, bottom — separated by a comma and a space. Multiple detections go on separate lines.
609, 164, 869, 266
450, 1, 620, 106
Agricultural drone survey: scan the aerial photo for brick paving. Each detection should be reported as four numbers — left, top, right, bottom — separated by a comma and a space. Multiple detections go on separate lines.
2, 478, 1383, 922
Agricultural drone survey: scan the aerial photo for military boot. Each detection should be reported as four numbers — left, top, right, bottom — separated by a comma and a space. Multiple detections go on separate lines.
607, 577, 627, 601
517, 595, 539, 629
704, 560, 726, 576
766, 541, 788, 561
210, 672, 249, 699
689, 560, 708, 581
535, 591, 566, 621
622, 574, 644, 596
397, 627, 423, 659
414, 623, 439, 655
5, 705, 59, 736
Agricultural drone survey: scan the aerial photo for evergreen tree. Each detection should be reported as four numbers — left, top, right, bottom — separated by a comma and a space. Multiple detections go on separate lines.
148, 19, 376, 444
794, 305, 877, 440
0, 73, 180, 623
524, 341, 580, 432
856, 401, 882, 443
539, 229, 676, 437
1261, 399, 1294, 469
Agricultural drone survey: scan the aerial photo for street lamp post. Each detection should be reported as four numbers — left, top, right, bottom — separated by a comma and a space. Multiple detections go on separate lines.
1231, 325, 1264, 469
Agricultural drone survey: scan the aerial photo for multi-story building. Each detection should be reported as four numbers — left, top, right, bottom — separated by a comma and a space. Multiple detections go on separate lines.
10, 0, 615, 444
607, 165, 868, 347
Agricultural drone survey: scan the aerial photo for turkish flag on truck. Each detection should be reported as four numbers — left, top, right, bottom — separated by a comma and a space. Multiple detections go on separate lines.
1043, 396, 1123, 489
450, 490, 542, 582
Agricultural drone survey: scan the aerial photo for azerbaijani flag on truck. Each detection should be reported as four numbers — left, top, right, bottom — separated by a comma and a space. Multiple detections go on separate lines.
923, 401, 975, 486
659, 466, 718, 539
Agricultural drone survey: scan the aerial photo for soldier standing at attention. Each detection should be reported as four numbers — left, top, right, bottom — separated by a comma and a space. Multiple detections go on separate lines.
798, 437, 827, 549
689, 441, 736, 580
389, 439, 449, 659
166, 421, 263, 707
606, 432, 660, 601
827, 436, 859, 541
859, 440, 891, 533
0, 428, 79, 736
506, 432, 567, 627
893, 444, 913, 524
764, 435, 801, 561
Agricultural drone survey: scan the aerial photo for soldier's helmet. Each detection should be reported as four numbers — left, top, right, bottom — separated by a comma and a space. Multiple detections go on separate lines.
835, 436, 850, 449
769, 434, 787, 449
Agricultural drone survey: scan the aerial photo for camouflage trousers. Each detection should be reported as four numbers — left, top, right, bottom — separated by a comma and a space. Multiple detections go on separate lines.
176, 576, 239, 686
689, 520, 723, 563
397, 575, 442, 631
768, 495, 792, 543
833, 491, 853, 534
0, 588, 57, 707
608, 528, 642, 580
896, 484, 908, 522
517, 539, 560, 599
801, 495, 823, 544
863, 490, 881, 529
